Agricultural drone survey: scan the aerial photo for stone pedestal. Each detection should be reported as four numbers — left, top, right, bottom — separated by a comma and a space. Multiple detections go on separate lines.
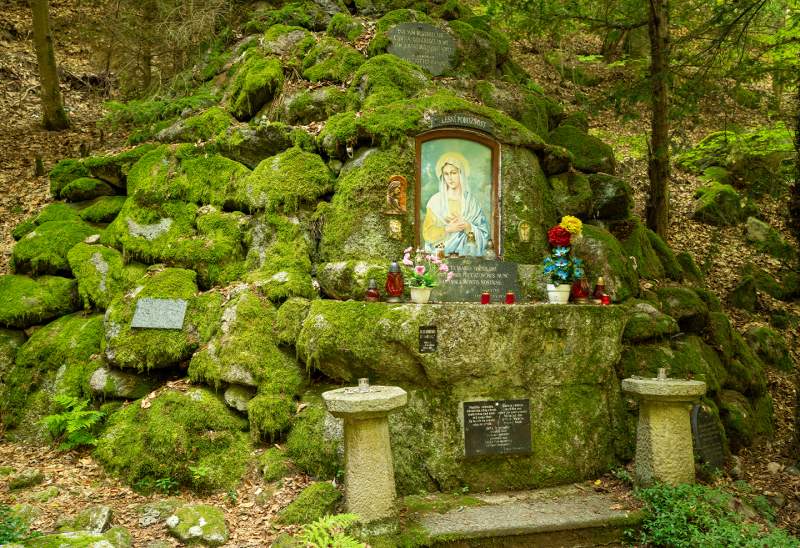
621, 377, 706, 486
322, 384, 407, 522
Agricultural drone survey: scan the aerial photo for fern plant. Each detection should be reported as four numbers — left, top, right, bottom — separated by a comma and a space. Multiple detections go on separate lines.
0, 505, 31, 544
41, 395, 104, 451
295, 514, 364, 548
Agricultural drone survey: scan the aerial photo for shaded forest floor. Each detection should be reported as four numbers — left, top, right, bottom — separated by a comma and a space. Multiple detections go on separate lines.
0, 0, 798, 543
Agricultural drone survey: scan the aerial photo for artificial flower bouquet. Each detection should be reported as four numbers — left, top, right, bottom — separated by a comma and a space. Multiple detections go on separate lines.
402, 247, 453, 287
542, 216, 585, 285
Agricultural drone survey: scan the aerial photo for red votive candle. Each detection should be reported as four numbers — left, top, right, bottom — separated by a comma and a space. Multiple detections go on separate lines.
601, 294, 611, 305
480, 291, 491, 304
505, 291, 515, 304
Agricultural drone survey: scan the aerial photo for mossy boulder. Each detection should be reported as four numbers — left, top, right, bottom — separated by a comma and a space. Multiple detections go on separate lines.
675, 131, 736, 173
692, 183, 743, 226
547, 125, 615, 174
745, 216, 796, 261
0, 275, 78, 329
89, 366, 157, 400
317, 260, 388, 300
622, 301, 678, 343
246, 1, 337, 33
744, 326, 793, 372
281, 86, 349, 125
215, 121, 307, 169
656, 286, 709, 332
240, 147, 334, 212
12, 220, 98, 276
12, 203, 81, 241
327, 12, 363, 40
621, 222, 665, 280
166, 504, 229, 546
350, 54, 429, 110
11, 527, 133, 547
56, 505, 112, 533
572, 224, 638, 302
67, 243, 126, 310
548, 171, 592, 218
302, 37, 365, 83
50, 145, 159, 195
156, 106, 235, 143
274, 297, 312, 346
473, 80, 560, 139
286, 392, 342, 479
261, 24, 316, 66
677, 252, 703, 285
59, 177, 116, 202
646, 230, 683, 281
49, 159, 90, 197
0, 328, 26, 379
741, 262, 786, 300
259, 446, 291, 482
586, 174, 632, 220
244, 213, 316, 302
729, 275, 757, 311
228, 52, 284, 121
276, 482, 342, 524
102, 200, 248, 288
8, 468, 44, 490
95, 387, 250, 492
717, 389, 770, 452
127, 144, 252, 209
78, 196, 128, 223
224, 384, 255, 412
724, 330, 768, 397
447, 19, 509, 78
103, 268, 222, 371
704, 312, 735, 367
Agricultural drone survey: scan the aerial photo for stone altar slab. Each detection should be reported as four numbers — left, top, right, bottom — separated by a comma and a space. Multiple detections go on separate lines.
131, 298, 187, 330
434, 258, 520, 303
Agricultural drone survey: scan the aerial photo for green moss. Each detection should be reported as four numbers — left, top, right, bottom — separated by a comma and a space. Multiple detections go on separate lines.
13, 202, 83, 241
274, 297, 312, 346
572, 224, 639, 302
350, 54, 429, 110
622, 301, 678, 343
431, 0, 473, 19
0, 328, 25, 380
245, 2, 332, 33
286, 395, 341, 479
746, 217, 795, 260
276, 481, 342, 524
745, 326, 793, 372
729, 276, 757, 311
78, 196, 127, 223
241, 147, 333, 212
402, 493, 484, 514
11, 218, 37, 241
0, 275, 78, 329
692, 183, 742, 226
548, 172, 592, 218
94, 387, 250, 492
59, 177, 115, 202
302, 37, 365, 83
259, 447, 290, 482
284, 86, 349, 124
621, 222, 664, 280
656, 286, 709, 332
327, 12, 363, 41
448, 20, 509, 77
317, 261, 389, 300
742, 263, 785, 300
547, 125, 615, 174
11, 220, 98, 276
367, 9, 434, 57
50, 159, 90, 197
171, 106, 234, 142
705, 312, 735, 367
83, 144, 160, 189
228, 52, 284, 121
103, 268, 222, 371
67, 243, 126, 310
248, 393, 295, 440
474, 80, 558, 139
645, 229, 683, 281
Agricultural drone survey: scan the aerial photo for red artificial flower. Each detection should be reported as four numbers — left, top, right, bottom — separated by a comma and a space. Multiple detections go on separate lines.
547, 225, 572, 247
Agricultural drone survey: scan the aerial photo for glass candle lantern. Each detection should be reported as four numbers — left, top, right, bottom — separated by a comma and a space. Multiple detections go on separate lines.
385, 261, 404, 302
365, 278, 380, 302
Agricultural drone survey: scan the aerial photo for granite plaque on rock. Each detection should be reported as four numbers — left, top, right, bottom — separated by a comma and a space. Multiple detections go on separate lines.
434, 258, 519, 303
463, 399, 531, 457
419, 325, 437, 353
387, 23, 455, 76
430, 112, 493, 135
131, 298, 188, 330
691, 404, 725, 468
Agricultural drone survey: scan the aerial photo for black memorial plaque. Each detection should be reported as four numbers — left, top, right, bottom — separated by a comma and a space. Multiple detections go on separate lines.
430, 112, 494, 135
387, 23, 456, 76
419, 325, 437, 353
463, 399, 531, 457
435, 258, 519, 303
131, 298, 188, 330
691, 404, 726, 468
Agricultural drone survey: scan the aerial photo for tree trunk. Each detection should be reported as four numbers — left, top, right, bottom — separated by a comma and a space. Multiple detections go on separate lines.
30, 0, 70, 130
645, 0, 670, 239
790, 84, 800, 241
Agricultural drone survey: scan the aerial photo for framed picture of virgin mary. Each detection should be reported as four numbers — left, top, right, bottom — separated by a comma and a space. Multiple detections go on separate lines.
415, 129, 500, 257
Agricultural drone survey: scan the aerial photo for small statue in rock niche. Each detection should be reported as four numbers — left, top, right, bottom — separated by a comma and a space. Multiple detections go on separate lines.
384, 175, 407, 215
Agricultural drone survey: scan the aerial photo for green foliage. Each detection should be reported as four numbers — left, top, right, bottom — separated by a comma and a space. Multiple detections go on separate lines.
635, 483, 799, 547
0, 505, 33, 544
327, 13, 363, 41
277, 482, 343, 524
293, 514, 363, 547
155, 477, 180, 495
41, 395, 104, 451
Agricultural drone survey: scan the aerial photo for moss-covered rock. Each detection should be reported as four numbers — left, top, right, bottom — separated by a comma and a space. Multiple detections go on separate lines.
677, 252, 703, 285
281, 86, 349, 125
473, 80, 560, 139
215, 121, 308, 169
692, 183, 743, 226
724, 330, 768, 397
586, 174, 632, 220
56, 505, 112, 533
156, 106, 235, 143
274, 297, 312, 346
327, 12, 363, 40
67, 244, 126, 310
729, 275, 757, 311
12, 220, 98, 276
49, 159, 90, 197
286, 392, 342, 479
78, 196, 128, 223
166, 504, 229, 546
745, 216, 796, 261
656, 286, 709, 332
302, 37, 365, 83
350, 54, 429, 110
95, 387, 250, 492
103, 268, 222, 371
646, 230, 683, 281
82, 144, 160, 191
622, 301, 678, 343
547, 125, 615, 174
228, 51, 285, 121
571, 224, 638, 302
8, 468, 44, 490
548, 171, 592, 218
744, 326, 793, 372
259, 447, 291, 482
317, 261, 388, 300
0, 275, 78, 329
621, 222, 664, 280
741, 262, 785, 300
717, 389, 761, 452
0, 328, 26, 379
447, 19, 509, 78
102, 200, 248, 288
276, 482, 342, 524
367, 9, 435, 56
244, 213, 316, 302
704, 312, 735, 367
89, 365, 157, 400
675, 131, 736, 173
240, 147, 333, 212
246, 1, 337, 33
262, 24, 316, 63
59, 177, 116, 202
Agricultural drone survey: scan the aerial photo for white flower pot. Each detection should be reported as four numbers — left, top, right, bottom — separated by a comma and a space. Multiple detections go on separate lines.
546, 283, 571, 304
409, 286, 432, 304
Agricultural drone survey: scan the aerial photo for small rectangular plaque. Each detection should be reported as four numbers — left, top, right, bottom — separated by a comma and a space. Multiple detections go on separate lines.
131, 298, 188, 330
463, 399, 531, 457
691, 404, 725, 468
435, 258, 520, 303
419, 325, 437, 353
387, 23, 456, 76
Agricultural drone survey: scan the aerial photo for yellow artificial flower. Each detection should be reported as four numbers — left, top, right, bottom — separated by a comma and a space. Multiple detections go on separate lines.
560, 215, 583, 235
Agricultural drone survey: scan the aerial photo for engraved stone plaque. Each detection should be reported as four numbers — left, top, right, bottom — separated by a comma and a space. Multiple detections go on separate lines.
434, 258, 520, 303
430, 112, 494, 134
691, 404, 725, 468
463, 399, 531, 457
387, 23, 456, 76
419, 325, 437, 353
131, 298, 188, 330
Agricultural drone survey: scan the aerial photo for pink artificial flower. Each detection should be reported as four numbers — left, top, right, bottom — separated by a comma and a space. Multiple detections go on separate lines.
446, 272, 455, 281
402, 253, 413, 266
429, 255, 441, 265
415, 265, 426, 276
404, 246, 413, 254
438, 263, 449, 273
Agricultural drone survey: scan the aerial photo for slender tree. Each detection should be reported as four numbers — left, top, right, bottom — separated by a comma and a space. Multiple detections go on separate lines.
30, 0, 70, 130
646, 0, 670, 238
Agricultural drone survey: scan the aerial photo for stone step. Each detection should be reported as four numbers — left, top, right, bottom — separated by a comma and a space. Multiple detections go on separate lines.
416, 485, 642, 547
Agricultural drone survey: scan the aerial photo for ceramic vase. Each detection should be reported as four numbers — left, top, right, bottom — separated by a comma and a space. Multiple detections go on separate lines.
409, 286, 432, 304
546, 283, 571, 304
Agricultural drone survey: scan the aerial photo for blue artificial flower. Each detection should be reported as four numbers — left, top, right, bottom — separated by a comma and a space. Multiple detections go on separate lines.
574, 267, 584, 278
557, 270, 568, 280
544, 264, 555, 274
555, 258, 568, 267
573, 257, 583, 266
553, 246, 570, 257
